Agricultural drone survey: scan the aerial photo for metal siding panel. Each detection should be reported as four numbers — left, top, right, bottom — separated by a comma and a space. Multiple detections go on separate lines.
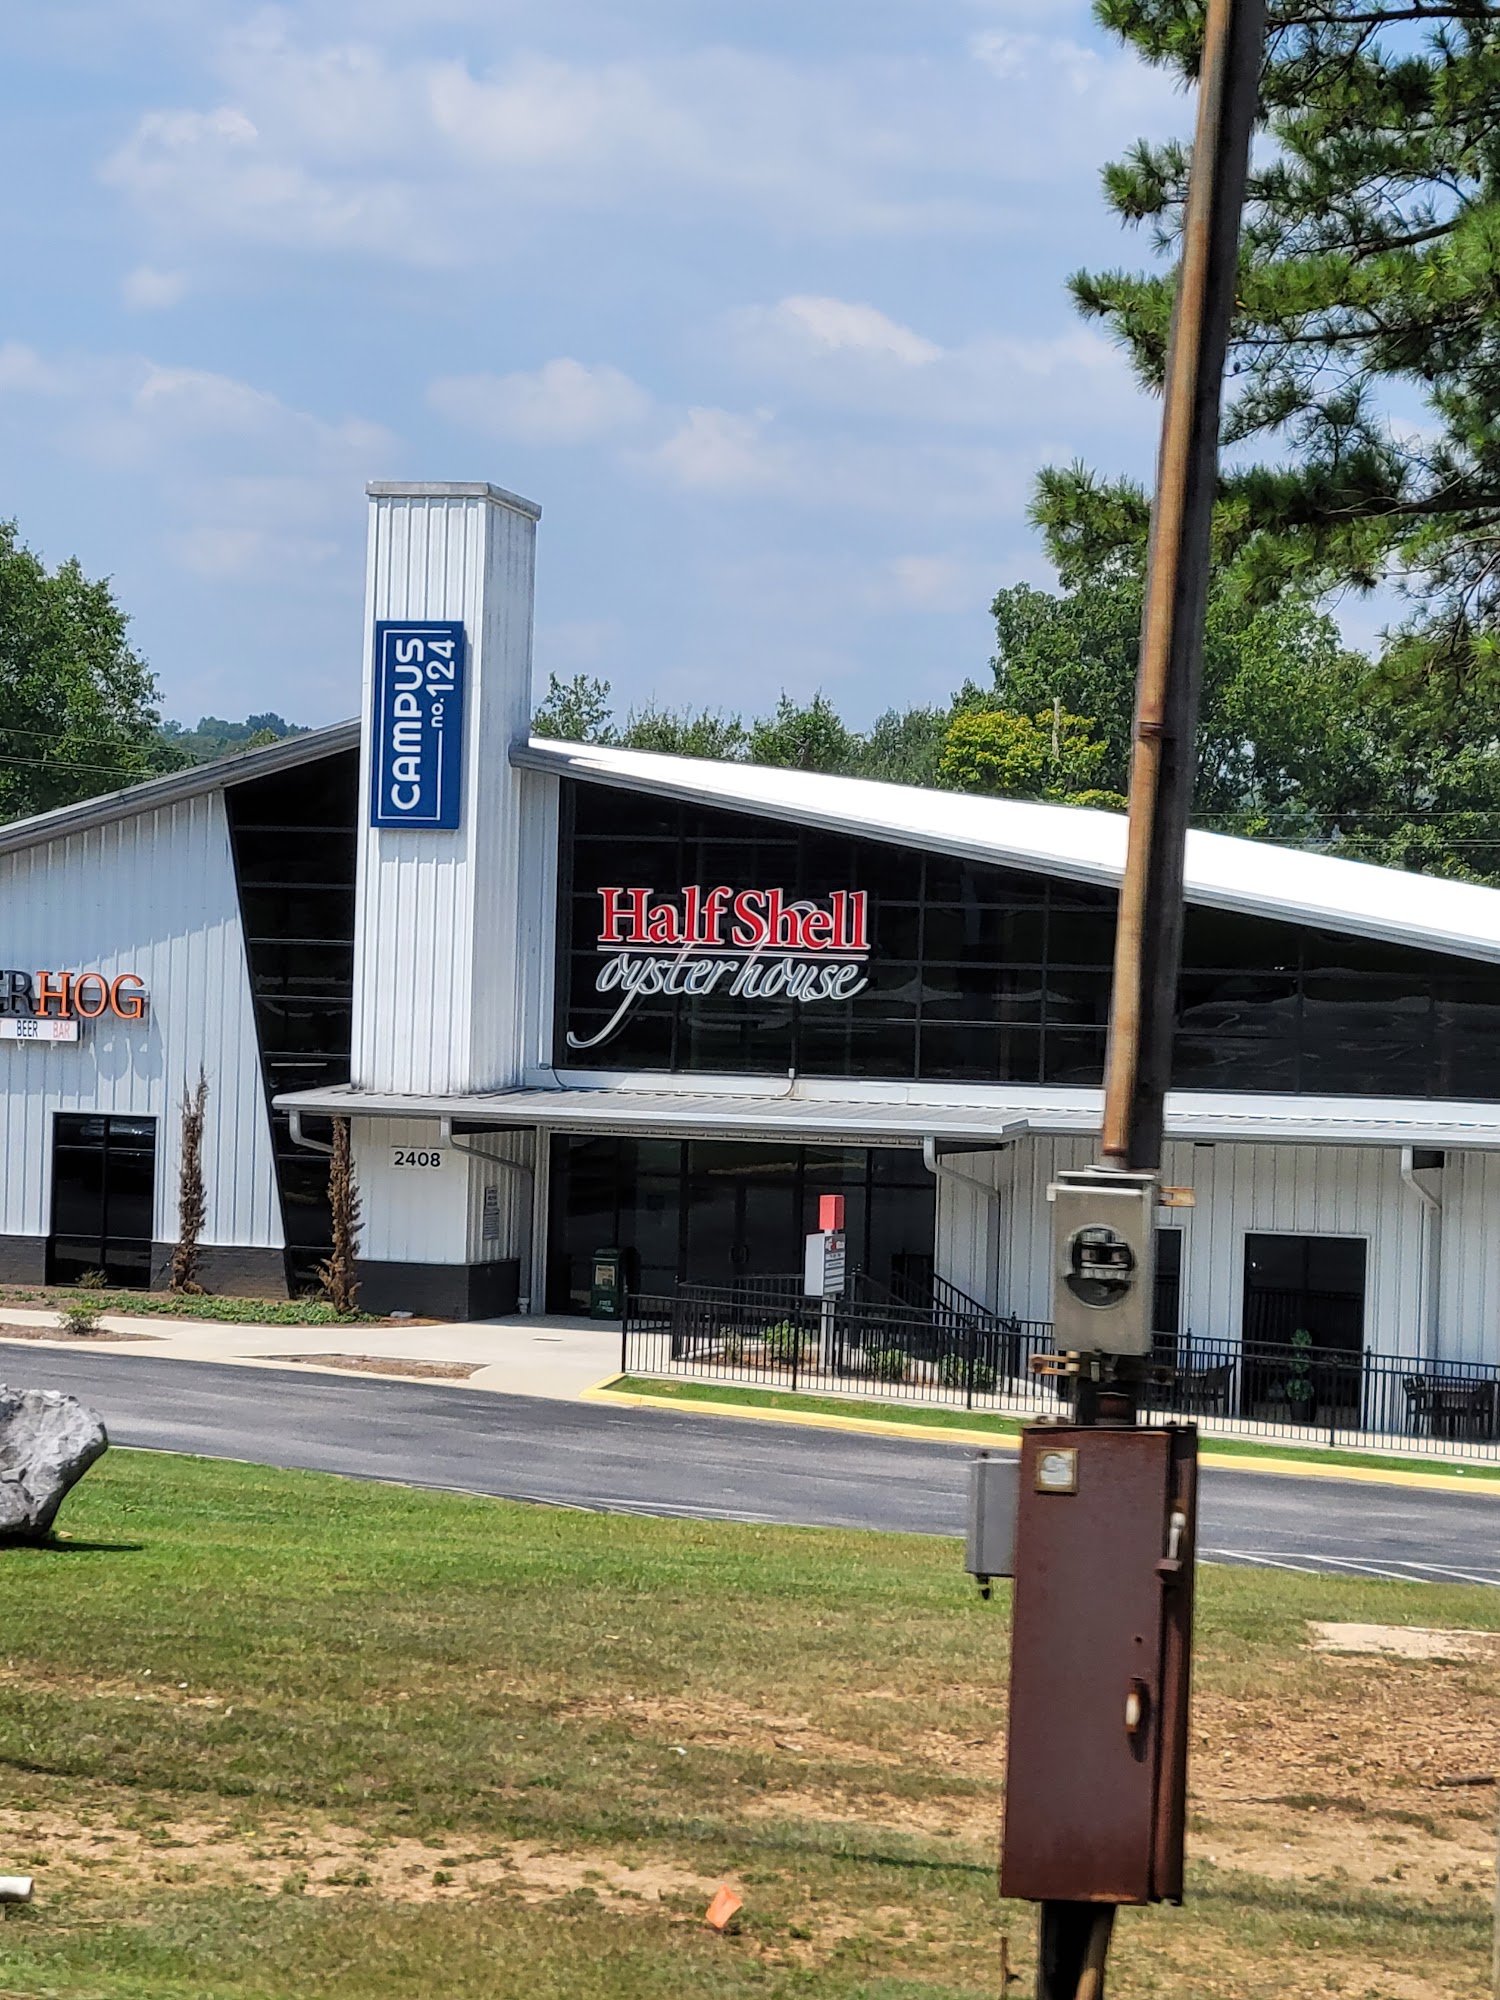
352, 491, 535, 1100
355, 1117, 468, 1264
0, 791, 282, 1252
1438, 1152, 1500, 1366
995, 1137, 1434, 1355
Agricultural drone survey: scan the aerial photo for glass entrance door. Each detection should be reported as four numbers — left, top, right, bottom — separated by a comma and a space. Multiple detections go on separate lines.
1241, 1231, 1366, 1422
546, 1137, 936, 1311
1242, 1233, 1367, 1354
48, 1115, 157, 1288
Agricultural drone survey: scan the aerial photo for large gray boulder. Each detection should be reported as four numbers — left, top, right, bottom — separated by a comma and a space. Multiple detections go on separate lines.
0, 1387, 108, 1541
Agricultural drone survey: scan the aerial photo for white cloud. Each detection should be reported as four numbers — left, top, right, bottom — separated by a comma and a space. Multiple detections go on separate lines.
971, 30, 1100, 92
122, 264, 189, 309
773, 296, 941, 367
637, 403, 1041, 521
428, 359, 651, 445
0, 343, 393, 579
0, 342, 73, 394
97, 14, 1171, 265
647, 407, 785, 495
724, 296, 1138, 434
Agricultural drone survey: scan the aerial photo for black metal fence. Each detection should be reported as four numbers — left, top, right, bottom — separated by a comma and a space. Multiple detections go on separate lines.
621, 1287, 1500, 1458
1152, 1335, 1500, 1452
626, 1286, 1058, 1413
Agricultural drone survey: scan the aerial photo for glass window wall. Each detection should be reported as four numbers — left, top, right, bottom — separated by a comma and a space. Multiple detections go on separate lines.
555, 780, 1500, 1099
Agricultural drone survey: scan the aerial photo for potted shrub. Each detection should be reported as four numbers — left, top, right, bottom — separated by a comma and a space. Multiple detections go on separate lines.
937, 1353, 998, 1396
761, 1321, 809, 1368
1285, 1327, 1317, 1423
867, 1347, 909, 1385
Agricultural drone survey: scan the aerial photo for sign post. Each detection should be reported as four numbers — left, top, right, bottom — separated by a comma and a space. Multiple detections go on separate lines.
805, 1194, 847, 1374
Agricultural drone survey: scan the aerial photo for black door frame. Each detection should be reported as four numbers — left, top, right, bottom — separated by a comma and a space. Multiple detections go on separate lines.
1241, 1231, 1368, 1355
47, 1113, 158, 1289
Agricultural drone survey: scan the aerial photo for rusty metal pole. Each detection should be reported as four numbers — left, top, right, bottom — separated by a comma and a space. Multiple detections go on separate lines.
1032, 3, 1265, 1996
1099, 0, 1267, 1179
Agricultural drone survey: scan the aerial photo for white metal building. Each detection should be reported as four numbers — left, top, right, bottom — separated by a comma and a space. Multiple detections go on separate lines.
3, 478, 1500, 1368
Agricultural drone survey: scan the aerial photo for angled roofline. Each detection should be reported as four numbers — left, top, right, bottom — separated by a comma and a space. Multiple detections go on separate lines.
0, 719, 362, 860
514, 736, 1500, 967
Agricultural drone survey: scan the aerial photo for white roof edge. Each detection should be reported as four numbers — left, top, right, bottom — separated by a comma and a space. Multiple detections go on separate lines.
0, 719, 362, 860
274, 1080, 1500, 1149
366, 479, 541, 521
515, 737, 1500, 967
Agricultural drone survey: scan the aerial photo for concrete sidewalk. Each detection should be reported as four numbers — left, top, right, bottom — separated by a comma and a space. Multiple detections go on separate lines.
0, 1306, 622, 1400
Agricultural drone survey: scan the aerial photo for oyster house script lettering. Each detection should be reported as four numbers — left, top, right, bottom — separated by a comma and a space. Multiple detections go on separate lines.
566, 885, 871, 1052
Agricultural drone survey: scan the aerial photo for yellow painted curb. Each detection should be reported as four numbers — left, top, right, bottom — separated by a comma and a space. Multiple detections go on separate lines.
583, 1380, 1024, 1453
583, 1382, 1500, 1497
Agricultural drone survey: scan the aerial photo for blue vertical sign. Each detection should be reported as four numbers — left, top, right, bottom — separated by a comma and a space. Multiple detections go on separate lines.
369, 621, 467, 830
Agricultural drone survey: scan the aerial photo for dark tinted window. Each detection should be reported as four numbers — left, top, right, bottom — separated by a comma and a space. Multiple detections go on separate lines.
226, 749, 358, 1290
555, 780, 1500, 1099
48, 1114, 157, 1287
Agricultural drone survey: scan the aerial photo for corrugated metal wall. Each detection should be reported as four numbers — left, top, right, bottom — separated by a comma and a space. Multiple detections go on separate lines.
352, 1117, 536, 1292
934, 1133, 1493, 1363
351, 490, 537, 1098
1435, 1152, 1500, 1365
516, 768, 559, 1079
0, 793, 281, 1250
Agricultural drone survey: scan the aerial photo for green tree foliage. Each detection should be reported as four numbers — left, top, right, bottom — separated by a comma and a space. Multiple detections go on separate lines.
531, 672, 616, 744
618, 706, 750, 760
1046, 0, 1500, 630
1022, 0, 1500, 879
990, 570, 1369, 835
747, 693, 863, 773
0, 522, 179, 822
858, 706, 951, 787
159, 713, 305, 762
938, 705, 1123, 807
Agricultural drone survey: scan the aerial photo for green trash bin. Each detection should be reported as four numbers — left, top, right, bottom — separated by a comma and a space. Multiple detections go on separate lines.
589, 1247, 623, 1319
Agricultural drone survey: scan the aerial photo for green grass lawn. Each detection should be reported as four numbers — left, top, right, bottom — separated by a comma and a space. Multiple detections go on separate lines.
0, 1449, 1492, 1997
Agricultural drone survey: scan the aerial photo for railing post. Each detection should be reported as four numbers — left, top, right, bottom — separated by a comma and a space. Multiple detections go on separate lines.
620, 1289, 629, 1376
965, 1311, 978, 1410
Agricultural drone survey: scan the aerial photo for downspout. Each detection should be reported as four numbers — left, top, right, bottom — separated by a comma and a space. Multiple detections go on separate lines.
288, 1110, 332, 1157
439, 1117, 538, 1313
1398, 1146, 1442, 1364
922, 1136, 1006, 1310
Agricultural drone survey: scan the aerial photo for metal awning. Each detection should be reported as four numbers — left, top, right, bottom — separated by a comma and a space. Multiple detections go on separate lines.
274, 1080, 1500, 1151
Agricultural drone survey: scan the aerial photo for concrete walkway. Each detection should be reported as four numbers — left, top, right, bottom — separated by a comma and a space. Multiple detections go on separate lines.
0, 1306, 622, 1400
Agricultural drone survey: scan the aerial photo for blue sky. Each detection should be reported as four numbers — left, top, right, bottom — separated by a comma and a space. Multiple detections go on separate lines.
1, 0, 1196, 731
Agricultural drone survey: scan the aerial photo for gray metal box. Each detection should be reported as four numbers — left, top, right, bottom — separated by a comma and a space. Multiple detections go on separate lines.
965, 1452, 1018, 1580
1049, 1172, 1155, 1357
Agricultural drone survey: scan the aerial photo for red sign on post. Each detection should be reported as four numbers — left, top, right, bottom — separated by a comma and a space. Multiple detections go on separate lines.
818, 1194, 845, 1232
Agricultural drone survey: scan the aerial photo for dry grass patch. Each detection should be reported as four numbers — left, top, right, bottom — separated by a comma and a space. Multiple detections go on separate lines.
0, 1449, 1490, 1998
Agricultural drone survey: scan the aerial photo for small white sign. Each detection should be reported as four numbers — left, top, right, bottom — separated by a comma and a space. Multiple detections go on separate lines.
803, 1229, 847, 1298
0, 1017, 79, 1043
391, 1146, 444, 1170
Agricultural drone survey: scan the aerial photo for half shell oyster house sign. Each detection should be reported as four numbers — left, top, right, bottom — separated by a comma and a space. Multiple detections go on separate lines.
568, 885, 871, 1052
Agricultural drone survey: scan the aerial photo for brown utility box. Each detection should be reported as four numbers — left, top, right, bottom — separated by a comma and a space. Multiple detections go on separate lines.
999, 1424, 1197, 1907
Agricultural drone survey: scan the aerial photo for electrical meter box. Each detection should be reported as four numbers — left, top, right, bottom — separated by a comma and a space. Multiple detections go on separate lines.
1000, 1423, 1198, 1906
1048, 1169, 1156, 1356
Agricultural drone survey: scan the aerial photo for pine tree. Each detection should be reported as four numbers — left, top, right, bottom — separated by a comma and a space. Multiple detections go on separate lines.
319, 1119, 362, 1318
1039, 1, 1500, 645
169, 1071, 208, 1295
